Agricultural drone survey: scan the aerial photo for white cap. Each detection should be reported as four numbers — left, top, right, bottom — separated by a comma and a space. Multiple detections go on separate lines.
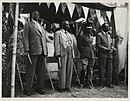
75, 18, 86, 23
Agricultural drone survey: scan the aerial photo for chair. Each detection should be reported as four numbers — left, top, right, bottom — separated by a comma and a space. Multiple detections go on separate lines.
46, 57, 59, 91
46, 57, 82, 90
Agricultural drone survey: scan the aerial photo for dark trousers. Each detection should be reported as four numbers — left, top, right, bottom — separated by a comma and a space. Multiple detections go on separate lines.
24, 54, 46, 92
98, 57, 112, 86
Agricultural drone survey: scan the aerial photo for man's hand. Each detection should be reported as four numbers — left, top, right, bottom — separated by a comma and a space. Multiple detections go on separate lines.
104, 47, 111, 51
44, 55, 47, 58
112, 47, 117, 51
55, 55, 61, 60
99, 45, 110, 51
24, 51, 29, 56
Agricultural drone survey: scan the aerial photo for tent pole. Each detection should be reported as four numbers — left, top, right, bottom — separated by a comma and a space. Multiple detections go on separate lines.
124, 4, 129, 86
11, 3, 19, 97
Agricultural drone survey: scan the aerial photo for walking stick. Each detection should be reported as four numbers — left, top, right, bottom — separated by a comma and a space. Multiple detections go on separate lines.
27, 54, 32, 64
73, 62, 82, 87
16, 63, 24, 91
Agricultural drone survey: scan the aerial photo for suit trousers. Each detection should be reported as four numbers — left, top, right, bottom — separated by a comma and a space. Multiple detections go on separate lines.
25, 54, 46, 92
58, 46, 73, 89
98, 57, 112, 86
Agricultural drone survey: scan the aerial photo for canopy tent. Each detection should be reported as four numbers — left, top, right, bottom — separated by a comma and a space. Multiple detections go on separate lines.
2, 2, 120, 72
6, 2, 115, 37
19, 3, 117, 36
3, 2, 118, 67
2, 2, 129, 97
3, 3, 117, 18
73, 3, 116, 11
17, 2, 122, 77
2, 3, 116, 22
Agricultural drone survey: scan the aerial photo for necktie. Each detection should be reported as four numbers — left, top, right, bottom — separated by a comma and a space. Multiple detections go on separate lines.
36, 22, 42, 32
65, 31, 72, 47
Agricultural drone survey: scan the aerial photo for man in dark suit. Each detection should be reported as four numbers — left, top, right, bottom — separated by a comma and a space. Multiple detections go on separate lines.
97, 23, 115, 88
23, 11, 48, 95
77, 22, 95, 88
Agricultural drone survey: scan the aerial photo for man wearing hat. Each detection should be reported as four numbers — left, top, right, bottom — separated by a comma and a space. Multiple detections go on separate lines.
77, 22, 95, 88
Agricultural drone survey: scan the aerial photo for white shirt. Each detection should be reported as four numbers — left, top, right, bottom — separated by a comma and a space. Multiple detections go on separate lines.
60, 29, 73, 48
32, 19, 42, 32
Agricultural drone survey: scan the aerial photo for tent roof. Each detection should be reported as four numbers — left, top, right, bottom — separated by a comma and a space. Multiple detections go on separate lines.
73, 3, 116, 11
3, 2, 117, 13
20, 3, 117, 12
3, 2, 117, 23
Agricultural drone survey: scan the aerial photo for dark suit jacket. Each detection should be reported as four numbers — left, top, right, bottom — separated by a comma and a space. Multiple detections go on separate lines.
97, 31, 112, 58
77, 32, 95, 59
23, 21, 48, 55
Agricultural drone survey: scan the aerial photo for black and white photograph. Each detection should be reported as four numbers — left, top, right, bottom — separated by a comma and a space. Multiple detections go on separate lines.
1, 1, 129, 99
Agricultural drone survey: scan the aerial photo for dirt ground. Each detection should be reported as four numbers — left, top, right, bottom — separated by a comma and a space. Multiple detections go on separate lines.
14, 68, 128, 98
16, 85, 128, 98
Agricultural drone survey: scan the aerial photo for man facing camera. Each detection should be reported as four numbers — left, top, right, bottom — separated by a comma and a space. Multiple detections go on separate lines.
23, 11, 48, 96
97, 23, 116, 88
77, 22, 95, 88
54, 21, 75, 92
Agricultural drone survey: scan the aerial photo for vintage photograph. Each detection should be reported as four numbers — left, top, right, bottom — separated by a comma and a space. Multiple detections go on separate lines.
2, 2, 128, 98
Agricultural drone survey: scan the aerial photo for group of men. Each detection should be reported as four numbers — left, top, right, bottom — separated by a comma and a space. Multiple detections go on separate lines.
23, 11, 116, 96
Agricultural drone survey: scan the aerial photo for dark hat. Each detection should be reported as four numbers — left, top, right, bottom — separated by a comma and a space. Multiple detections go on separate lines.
82, 22, 92, 29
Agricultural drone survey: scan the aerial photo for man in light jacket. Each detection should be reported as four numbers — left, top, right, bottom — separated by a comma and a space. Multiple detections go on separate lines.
54, 21, 75, 92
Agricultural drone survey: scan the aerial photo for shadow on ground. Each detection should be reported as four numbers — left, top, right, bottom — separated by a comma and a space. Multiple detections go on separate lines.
15, 80, 128, 98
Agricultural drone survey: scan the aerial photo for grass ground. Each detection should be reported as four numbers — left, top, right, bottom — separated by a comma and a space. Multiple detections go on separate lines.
16, 83, 128, 98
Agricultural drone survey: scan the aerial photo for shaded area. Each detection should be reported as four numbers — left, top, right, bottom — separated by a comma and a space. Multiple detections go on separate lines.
16, 85, 127, 98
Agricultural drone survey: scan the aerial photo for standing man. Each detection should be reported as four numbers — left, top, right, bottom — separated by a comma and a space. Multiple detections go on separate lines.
54, 21, 75, 92
23, 11, 48, 95
77, 23, 95, 88
97, 23, 115, 88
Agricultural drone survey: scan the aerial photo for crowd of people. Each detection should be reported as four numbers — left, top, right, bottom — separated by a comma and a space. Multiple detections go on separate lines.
20, 11, 117, 96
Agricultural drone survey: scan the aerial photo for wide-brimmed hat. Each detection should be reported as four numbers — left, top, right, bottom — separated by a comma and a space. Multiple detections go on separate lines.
82, 22, 92, 29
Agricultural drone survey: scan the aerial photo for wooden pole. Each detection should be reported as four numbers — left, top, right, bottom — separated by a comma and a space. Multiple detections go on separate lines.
11, 3, 19, 97
124, 4, 129, 86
